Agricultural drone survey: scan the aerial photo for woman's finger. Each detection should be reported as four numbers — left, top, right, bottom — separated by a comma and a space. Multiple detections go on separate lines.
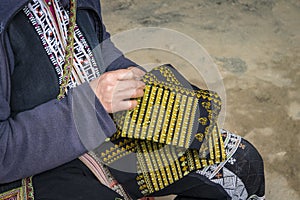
115, 80, 145, 91
128, 66, 146, 78
112, 99, 138, 113
114, 87, 144, 100
117, 67, 145, 80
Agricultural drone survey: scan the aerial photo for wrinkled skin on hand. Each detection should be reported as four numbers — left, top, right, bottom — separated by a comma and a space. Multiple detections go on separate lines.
90, 67, 146, 113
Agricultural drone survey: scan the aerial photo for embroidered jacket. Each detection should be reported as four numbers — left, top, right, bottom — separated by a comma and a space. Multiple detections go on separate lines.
0, 0, 137, 184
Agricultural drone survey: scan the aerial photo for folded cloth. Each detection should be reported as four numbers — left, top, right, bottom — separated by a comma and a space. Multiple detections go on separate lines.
113, 64, 223, 150
93, 64, 226, 196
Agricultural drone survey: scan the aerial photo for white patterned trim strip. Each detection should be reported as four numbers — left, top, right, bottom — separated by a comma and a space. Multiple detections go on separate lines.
212, 167, 248, 200
24, 0, 100, 90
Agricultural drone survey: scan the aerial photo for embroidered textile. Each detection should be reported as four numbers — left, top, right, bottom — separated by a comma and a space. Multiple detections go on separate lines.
197, 129, 241, 179
96, 64, 226, 195
24, 0, 100, 91
197, 129, 265, 200
0, 178, 34, 200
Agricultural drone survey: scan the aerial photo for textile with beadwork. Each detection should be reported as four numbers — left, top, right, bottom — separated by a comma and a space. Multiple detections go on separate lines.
0, 178, 34, 200
96, 64, 226, 196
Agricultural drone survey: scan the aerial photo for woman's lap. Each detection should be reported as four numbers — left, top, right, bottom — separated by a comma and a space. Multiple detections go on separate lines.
31, 130, 265, 200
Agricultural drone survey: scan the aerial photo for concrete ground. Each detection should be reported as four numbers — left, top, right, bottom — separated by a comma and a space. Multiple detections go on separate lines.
101, 0, 300, 199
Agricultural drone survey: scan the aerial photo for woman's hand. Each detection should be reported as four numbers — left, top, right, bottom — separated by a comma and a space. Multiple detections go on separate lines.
90, 67, 146, 113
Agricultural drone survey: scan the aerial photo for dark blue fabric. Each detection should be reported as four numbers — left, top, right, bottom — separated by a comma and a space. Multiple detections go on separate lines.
223, 138, 265, 197
0, 0, 137, 184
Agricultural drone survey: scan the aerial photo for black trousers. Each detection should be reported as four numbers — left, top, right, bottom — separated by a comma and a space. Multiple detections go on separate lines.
30, 137, 264, 200
1, 137, 264, 200
32, 159, 230, 200
33, 159, 123, 200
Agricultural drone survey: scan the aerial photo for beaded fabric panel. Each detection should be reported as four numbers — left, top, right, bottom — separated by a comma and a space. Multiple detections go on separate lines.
113, 64, 222, 150
95, 64, 226, 195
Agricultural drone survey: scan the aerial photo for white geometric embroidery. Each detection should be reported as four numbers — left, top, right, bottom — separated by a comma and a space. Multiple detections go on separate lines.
228, 157, 237, 165
196, 130, 246, 199
24, 0, 100, 91
247, 195, 265, 200
211, 167, 248, 200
